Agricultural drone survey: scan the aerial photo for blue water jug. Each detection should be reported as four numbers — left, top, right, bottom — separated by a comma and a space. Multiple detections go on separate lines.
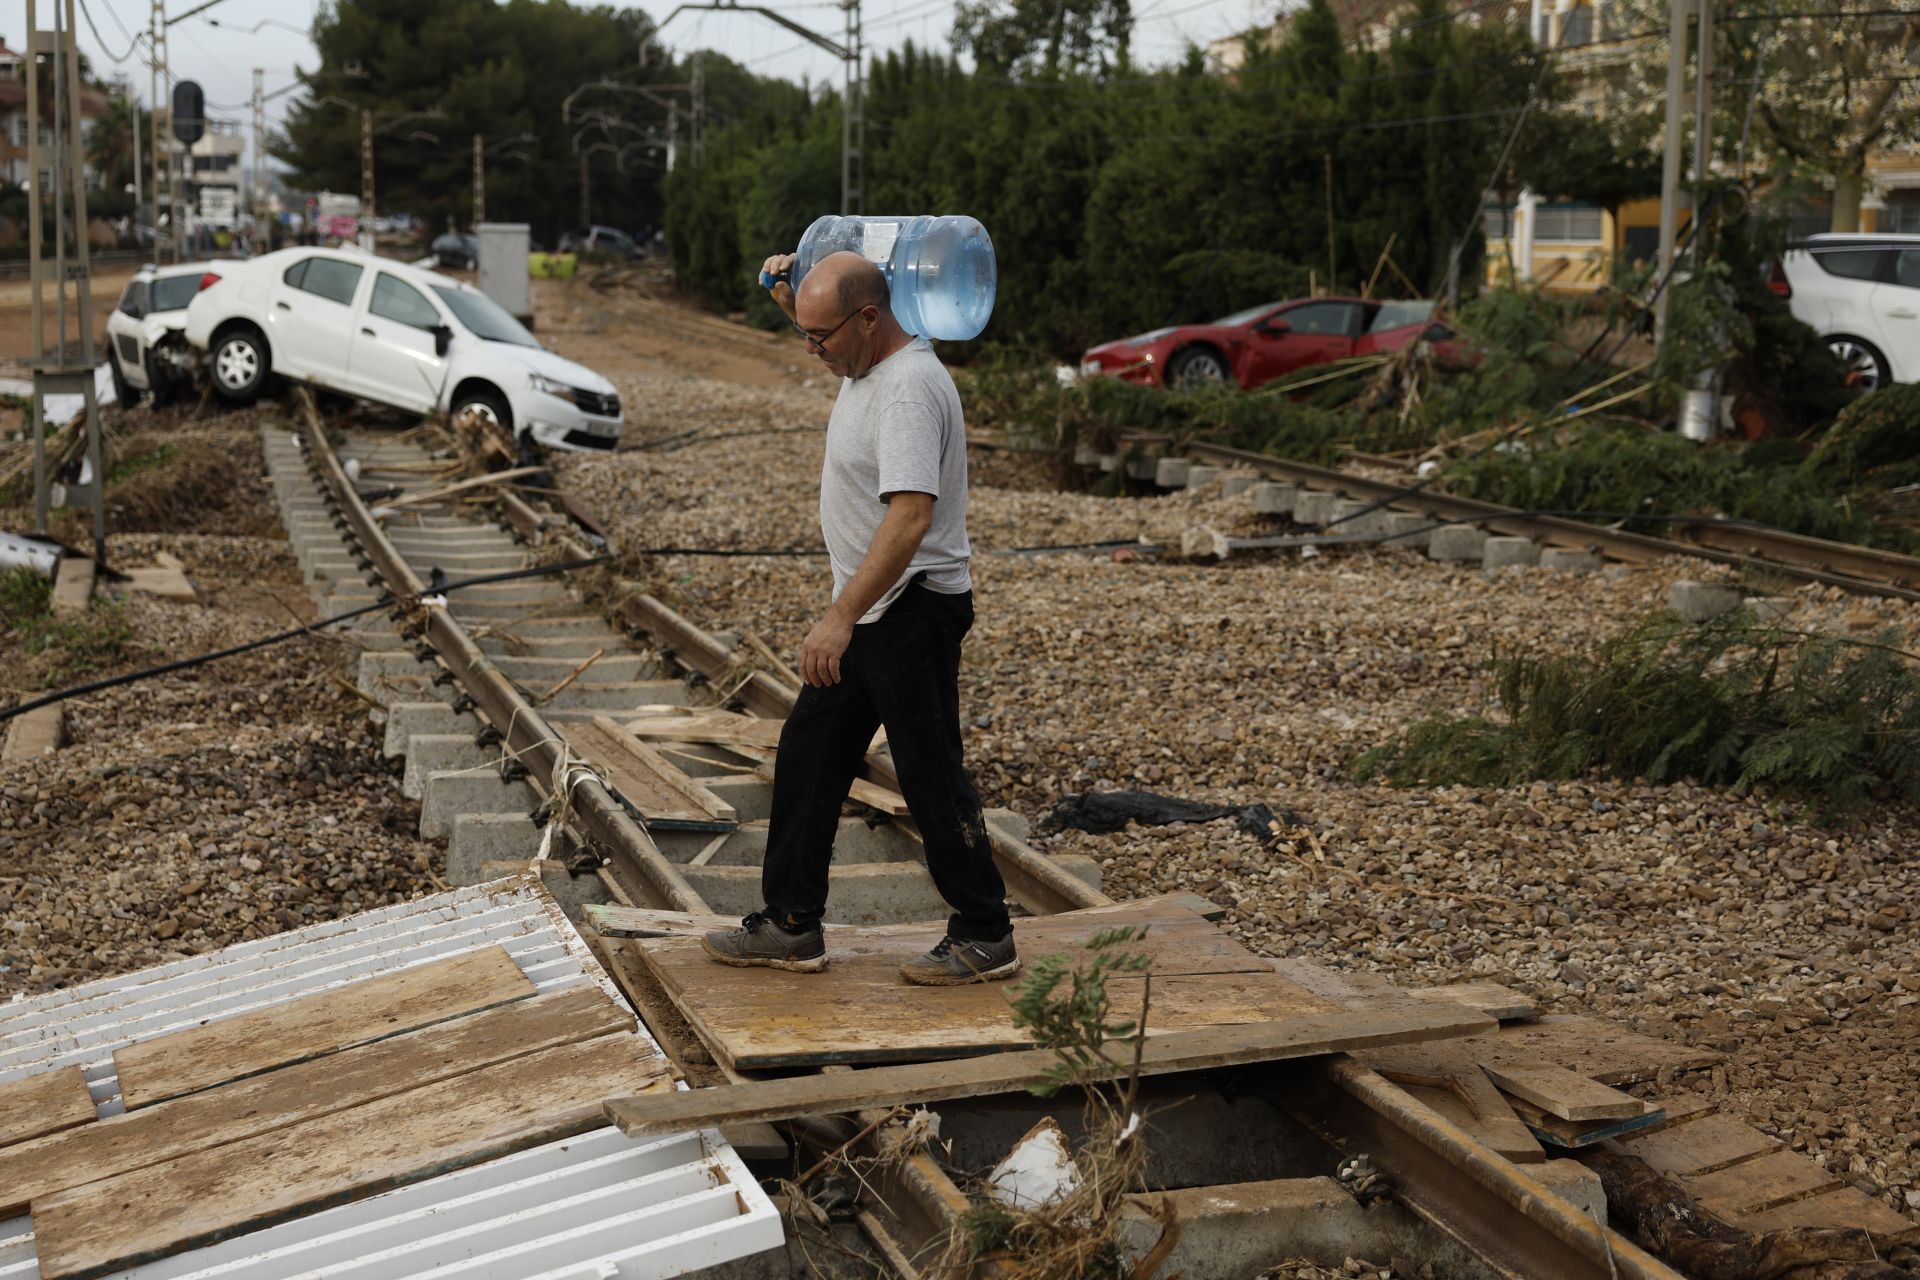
790, 215, 997, 341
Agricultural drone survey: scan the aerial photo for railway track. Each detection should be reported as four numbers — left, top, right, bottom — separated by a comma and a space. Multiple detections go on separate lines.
251, 392, 1722, 1280
1128, 437, 1920, 600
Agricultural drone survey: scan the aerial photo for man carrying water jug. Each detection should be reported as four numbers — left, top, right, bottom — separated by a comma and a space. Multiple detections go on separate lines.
700, 249, 1017, 986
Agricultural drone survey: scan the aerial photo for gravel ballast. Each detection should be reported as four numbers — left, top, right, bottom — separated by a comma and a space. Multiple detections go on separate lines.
2, 412, 443, 998
558, 367, 1920, 1221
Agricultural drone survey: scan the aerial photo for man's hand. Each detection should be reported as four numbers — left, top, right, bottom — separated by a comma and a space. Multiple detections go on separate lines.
760, 252, 797, 323
800, 612, 855, 687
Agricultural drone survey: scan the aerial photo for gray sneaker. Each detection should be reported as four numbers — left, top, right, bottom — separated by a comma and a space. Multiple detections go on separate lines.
900, 933, 1020, 986
702, 912, 828, 973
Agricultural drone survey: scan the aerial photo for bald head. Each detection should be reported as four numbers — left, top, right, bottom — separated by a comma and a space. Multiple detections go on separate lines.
797, 251, 890, 318
793, 250, 910, 379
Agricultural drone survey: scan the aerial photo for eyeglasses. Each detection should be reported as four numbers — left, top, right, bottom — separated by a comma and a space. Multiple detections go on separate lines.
792, 307, 864, 354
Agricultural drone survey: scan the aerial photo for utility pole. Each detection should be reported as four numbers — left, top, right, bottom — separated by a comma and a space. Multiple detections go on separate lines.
645, 2, 863, 211
840, 0, 862, 213
148, 0, 169, 261
26, 0, 107, 562
1651, 0, 1690, 349
251, 67, 266, 220
1512, 0, 1547, 282
359, 108, 375, 247
1691, 0, 1712, 196
473, 133, 485, 225
691, 52, 705, 166
130, 82, 142, 235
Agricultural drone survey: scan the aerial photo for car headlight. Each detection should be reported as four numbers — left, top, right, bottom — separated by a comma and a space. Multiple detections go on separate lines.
528, 373, 581, 406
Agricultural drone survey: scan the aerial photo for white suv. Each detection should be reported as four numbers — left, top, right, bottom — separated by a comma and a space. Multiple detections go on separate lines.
106, 261, 217, 405
183, 247, 622, 454
1776, 233, 1920, 391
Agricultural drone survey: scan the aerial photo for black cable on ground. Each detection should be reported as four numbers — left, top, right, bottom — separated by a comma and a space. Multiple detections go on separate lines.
0, 554, 611, 726
630, 546, 828, 557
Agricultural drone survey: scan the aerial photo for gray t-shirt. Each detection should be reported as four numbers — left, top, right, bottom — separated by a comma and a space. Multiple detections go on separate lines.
820, 337, 973, 623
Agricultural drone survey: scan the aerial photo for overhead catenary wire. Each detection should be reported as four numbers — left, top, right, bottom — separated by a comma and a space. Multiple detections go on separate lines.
77, 0, 147, 63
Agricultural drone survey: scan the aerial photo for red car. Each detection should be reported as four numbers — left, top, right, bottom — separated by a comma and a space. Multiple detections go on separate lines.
1079, 297, 1460, 390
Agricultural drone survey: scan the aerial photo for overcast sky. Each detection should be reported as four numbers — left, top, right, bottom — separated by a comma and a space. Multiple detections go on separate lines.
3, 0, 1266, 162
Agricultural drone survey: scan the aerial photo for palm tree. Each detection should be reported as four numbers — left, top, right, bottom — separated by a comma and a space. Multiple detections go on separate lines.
86, 91, 145, 201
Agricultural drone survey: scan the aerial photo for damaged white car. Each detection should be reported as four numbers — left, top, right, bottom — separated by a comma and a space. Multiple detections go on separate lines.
182, 248, 622, 454
107, 262, 215, 406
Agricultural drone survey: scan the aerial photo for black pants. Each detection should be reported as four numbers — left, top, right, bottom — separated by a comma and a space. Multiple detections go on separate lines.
761, 581, 1011, 941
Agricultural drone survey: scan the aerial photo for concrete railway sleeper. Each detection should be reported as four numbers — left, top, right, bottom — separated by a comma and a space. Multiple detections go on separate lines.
266, 403, 1746, 1280
1113, 436, 1920, 601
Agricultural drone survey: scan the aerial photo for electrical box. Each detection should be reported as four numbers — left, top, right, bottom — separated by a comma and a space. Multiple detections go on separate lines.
476, 222, 532, 327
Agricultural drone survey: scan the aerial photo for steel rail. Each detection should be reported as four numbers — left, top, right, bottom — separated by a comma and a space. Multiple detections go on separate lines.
295, 399, 990, 1273
559, 506, 1676, 1278
292, 396, 704, 914
318, 412, 1688, 1279
1180, 441, 1920, 602
1275, 1058, 1684, 1280
615, 593, 1111, 916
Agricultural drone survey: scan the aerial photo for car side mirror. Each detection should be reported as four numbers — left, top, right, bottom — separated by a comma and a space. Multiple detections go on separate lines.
432, 325, 452, 357
1255, 318, 1290, 335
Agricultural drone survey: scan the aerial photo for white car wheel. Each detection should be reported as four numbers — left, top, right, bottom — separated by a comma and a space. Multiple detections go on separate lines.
211, 330, 269, 403
450, 390, 514, 448
1826, 336, 1889, 392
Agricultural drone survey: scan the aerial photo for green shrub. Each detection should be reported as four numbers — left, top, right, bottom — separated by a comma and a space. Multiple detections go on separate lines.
25, 601, 133, 687
1355, 611, 1920, 819
1447, 423, 1891, 548
1802, 383, 1920, 489
0, 567, 52, 633
2, 568, 132, 689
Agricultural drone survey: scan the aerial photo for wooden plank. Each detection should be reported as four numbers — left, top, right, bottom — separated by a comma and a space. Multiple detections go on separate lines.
606, 994, 1496, 1136
624, 712, 788, 750
32, 1033, 672, 1280
0, 986, 632, 1218
727, 741, 911, 817
1483, 1063, 1642, 1121
586, 903, 754, 939
592, 715, 738, 822
750, 760, 911, 817
1358, 1015, 1722, 1087
0, 1065, 95, 1149
557, 719, 710, 825
1734, 1186, 1920, 1244
1396, 1080, 1545, 1164
1411, 982, 1538, 1022
556, 719, 737, 830
1267, 959, 1400, 1001
1446, 1062, 1546, 1163
111, 946, 536, 1109
1680, 1148, 1845, 1217
1509, 1096, 1667, 1149
583, 892, 1224, 942
634, 900, 1303, 1069
1370, 1041, 1545, 1164
1615, 1111, 1781, 1178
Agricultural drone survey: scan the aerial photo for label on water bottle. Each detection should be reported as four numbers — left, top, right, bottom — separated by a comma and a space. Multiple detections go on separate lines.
860, 221, 899, 264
